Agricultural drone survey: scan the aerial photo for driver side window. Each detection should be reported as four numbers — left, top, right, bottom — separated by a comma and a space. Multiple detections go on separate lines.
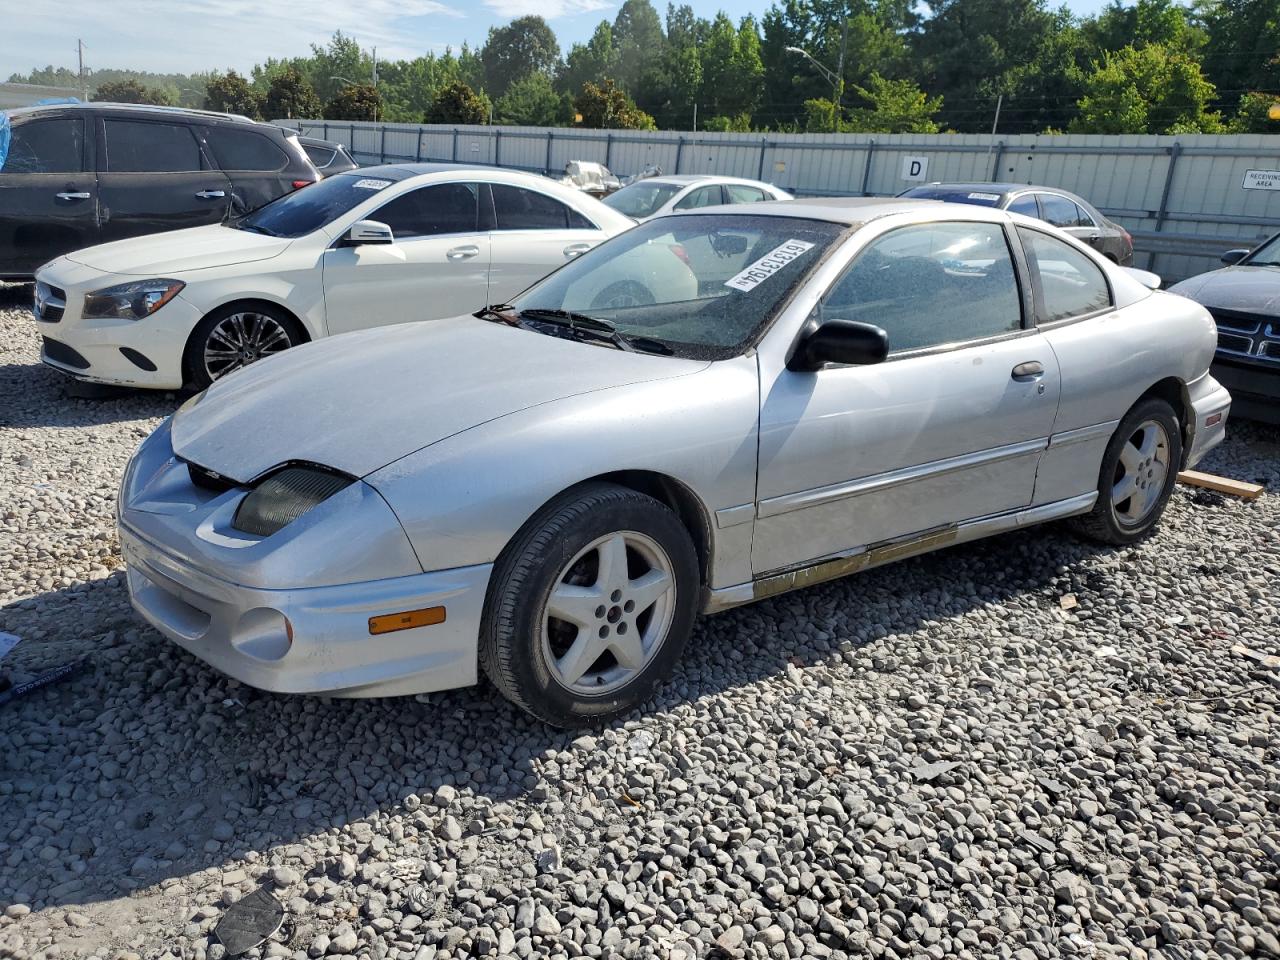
674, 185, 723, 210
820, 222, 1024, 354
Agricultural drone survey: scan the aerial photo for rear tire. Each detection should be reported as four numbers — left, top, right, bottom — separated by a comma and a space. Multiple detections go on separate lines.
183, 302, 304, 390
480, 483, 699, 728
1069, 396, 1181, 545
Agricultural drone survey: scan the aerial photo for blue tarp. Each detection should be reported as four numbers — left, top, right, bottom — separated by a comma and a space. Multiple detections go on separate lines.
0, 112, 10, 172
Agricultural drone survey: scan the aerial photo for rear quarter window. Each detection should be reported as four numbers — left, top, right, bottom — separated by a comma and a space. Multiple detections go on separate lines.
205, 127, 289, 172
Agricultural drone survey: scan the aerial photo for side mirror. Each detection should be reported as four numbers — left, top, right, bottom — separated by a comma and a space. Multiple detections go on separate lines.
789, 319, 888, 371
1220, 248, 1249, 266
344, 219, 394, 246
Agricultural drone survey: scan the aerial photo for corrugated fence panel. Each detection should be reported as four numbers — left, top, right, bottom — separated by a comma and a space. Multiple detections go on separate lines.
276, 120, 1280, 281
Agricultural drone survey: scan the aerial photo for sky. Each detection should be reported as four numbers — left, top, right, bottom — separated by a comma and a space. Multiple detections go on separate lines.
2, 0, 1114, 78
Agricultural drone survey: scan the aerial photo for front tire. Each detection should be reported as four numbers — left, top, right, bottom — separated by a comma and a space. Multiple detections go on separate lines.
183, 302, 303, 389
480, 483, 699, 728
1070, 396, 1181, 545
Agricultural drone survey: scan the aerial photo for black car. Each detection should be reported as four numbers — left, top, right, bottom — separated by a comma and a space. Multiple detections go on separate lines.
900, 182, 1134, 266
0, 103, 320, 280
298, 136, 359, 176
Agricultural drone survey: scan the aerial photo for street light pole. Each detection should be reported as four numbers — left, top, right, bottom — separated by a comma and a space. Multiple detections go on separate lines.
785, 22, 847, 134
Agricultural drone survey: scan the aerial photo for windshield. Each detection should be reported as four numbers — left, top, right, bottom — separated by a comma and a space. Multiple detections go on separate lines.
508, 214, 846, 360
1244, 233, 1280, 267
900, 186, 1004, 207
603, 181, 683, 219
231, 172, 395, 237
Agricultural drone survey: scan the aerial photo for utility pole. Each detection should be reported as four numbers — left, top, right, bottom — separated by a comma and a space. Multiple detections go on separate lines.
692, 103, 697, 131
77, 39, 88, 101
833, 15, 848, 133
372, 47, 378, 122
990, 93, 1003, 136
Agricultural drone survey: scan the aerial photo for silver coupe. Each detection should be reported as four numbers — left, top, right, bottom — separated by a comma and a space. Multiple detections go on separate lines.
119, 198, 1231, 727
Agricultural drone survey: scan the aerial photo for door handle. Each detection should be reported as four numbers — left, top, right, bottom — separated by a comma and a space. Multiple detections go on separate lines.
195, 190, 227, 200
563, 242, 592, 259
56, 192, 91, 201
447, 245, 480, 261
1011, 361, 1045, 381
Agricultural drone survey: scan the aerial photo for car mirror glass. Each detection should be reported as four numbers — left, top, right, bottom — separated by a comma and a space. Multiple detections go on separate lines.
711, 233, 749, 257
790, 319, 888, 371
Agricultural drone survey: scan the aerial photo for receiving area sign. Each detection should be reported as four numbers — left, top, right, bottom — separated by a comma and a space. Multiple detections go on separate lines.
1243, 169, 1280, 191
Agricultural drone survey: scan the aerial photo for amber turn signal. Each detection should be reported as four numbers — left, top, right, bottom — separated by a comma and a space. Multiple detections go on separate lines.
368, 606, 446, 635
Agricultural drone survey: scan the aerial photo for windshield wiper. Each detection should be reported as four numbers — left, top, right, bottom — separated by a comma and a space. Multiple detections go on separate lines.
475, 303, 520, 325
518, 309, 635, 352
234, 222, 276, 237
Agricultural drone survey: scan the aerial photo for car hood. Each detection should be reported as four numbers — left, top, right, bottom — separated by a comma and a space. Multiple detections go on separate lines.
170, 316, 708, 480
1168, 265, 1280, 315
64, 223, 291, 275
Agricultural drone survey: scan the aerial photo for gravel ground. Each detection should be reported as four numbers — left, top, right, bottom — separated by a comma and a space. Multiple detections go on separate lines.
1, 286, 1278, 960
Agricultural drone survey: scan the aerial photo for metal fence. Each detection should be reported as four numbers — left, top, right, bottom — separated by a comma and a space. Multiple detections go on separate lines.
279, 119, 1280, 282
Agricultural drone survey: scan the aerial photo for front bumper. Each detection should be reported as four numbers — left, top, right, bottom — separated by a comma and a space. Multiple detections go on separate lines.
1185, 372, 1232, 468
34, 259, 198, 390
1211, 356, 1279, 425
118, 418, 491, 697
121, 522, 491, 697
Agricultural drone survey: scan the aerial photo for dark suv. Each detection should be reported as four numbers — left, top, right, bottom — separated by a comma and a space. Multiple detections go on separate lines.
0, 103, 319, 280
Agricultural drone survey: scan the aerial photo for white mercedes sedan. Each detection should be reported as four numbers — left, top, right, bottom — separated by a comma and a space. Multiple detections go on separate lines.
118, 198, 1231, 727
33, 165, 633, 388
603, 174, 792, 220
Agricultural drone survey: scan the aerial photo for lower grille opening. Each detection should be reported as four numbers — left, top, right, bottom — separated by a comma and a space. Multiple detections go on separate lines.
42, 337, 89, 370
119, 347, 158, 372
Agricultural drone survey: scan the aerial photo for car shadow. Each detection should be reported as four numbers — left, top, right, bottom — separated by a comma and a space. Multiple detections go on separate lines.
0, 360, 178, 429
0, 282, 33, 308
0, 518, 1124, 914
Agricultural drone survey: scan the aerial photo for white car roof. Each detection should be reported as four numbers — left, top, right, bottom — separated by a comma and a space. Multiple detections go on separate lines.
647, 174, 781, 189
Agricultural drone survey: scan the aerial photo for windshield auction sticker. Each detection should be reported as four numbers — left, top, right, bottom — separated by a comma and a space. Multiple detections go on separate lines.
724, 239, 815, 292
352, 178, 392, 190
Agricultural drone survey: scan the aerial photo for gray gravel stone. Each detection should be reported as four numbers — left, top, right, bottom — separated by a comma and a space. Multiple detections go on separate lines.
0, 289, 1277, 960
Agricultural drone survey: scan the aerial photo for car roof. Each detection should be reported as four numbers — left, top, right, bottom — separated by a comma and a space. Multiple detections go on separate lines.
5, 101, 268, 127
647, 174, 774, 187
910, 181, 1085, 198
669, 196, 1009, 226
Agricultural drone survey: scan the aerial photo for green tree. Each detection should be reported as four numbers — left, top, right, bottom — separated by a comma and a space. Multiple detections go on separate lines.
425, 81, 490, 125
496, 73, 564, 126
703, 113, 754, 131
482, 16, 561, 100
1202, 0, 1280, 117
323, 83, 381, 122
92, 78, 172, 106
262, 66, 321, 120
613, 0, 667, 91
1071, 44, 1222, 133
203, 71, 261, 117
559, 23, 617, 97
304, 32, 374, 103
913, 0, 1062, 132
845, 74, 943, 132
1227, 90, 1280, 133
575, 79, 657, 129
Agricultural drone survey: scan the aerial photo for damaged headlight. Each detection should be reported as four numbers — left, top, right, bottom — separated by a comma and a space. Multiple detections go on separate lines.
83, 279, 185, 320
232, 466, 353, 537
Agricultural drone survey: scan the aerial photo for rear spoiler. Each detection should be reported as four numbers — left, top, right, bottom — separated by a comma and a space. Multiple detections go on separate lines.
1122, 266, 1161, 290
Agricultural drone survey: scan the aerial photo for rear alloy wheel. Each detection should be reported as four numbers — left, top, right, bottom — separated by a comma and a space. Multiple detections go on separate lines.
185, 303, 302, 389
1070, 397, 1181, 545
481, 482, 699, 727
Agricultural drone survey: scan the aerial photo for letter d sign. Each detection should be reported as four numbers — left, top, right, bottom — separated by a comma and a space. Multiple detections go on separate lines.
901, 156, 929, 182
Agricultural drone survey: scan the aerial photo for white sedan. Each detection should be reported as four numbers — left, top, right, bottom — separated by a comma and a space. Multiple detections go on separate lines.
33, 165, 634, 388
603, 174, 792, 220
119, 198, 1230, 727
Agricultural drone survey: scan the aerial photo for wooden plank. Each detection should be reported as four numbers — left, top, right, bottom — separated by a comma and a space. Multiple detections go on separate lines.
1177, 470, 1265, 500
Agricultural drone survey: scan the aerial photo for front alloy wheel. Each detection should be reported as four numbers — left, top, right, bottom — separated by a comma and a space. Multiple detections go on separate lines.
542, 531, 677, 696
184, 302, 303, 389
1110, 419, 1170, 528
481, 482, 699, 728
